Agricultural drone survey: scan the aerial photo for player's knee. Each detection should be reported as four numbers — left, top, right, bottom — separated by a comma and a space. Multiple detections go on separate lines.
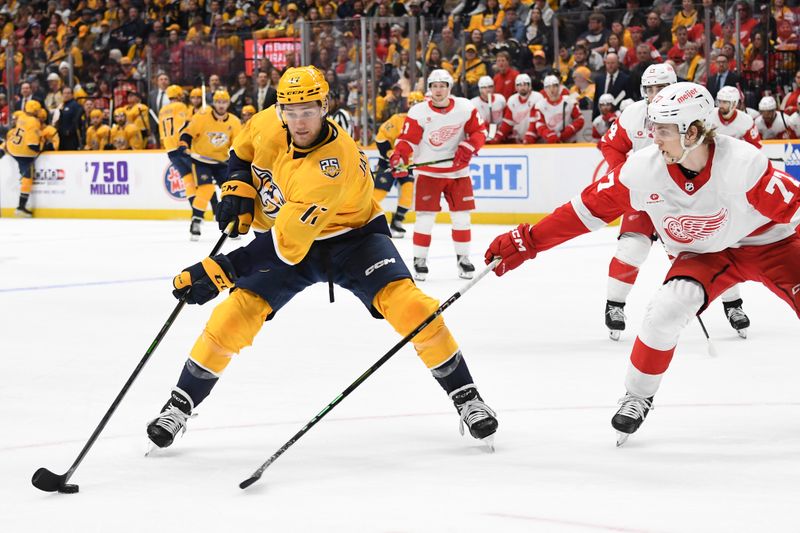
450, 210, 471, 229
641, 279, 705, 346
202, 289, 271, 356
375, 279, 438, 334
616, 232, 652, 267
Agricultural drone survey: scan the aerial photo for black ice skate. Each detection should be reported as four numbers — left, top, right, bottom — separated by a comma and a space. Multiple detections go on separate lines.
15, 206, 33, 218
451, 386, 498, 451
146, 390, 194, 451
723, 299, 750, 339
389, 217, 406, 239
457, 255, 475, 280
413, 257, 428, 281
605, 300, 626, 341
612, 393, 653, 447
189, 216, 202, 241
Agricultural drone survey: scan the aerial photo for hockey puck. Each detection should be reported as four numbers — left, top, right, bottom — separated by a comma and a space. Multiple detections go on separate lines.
58, 484, 79, 494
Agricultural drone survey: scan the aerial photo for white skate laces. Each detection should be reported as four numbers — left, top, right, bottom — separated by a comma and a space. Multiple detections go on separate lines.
616, 395, 653, 420
458, 398, 497, 436
606, 305, 626, 323
148, 404, 194, 438
726, 306, 747, 323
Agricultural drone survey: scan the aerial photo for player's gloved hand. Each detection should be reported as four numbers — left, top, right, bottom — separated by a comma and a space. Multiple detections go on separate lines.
175, 144, 188, 155
560, 123, 578, 141
523, 131, 537, 144
217, 171, 258, 237
484, 223, 537, 277
453, 142, 475, 166
173, 255, 237, 305
389, 151, 409, 178
545, 132, 559, 144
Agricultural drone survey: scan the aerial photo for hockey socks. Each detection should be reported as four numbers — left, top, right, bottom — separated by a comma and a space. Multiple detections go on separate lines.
175, 359, 219, 408
431, 351, 474, 395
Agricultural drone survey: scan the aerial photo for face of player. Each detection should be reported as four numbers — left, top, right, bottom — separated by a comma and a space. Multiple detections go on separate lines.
242, 111, 253, 122
114, 113, 126, 125
190, 96, 202, 108
599, 103, 614, 115
653, 123, 684, 162
516, 82, 531, 97
761, 109, 776, 122
718, 100, 734, 117
282, 101, 324, 147
544, 84, 560, 100
644, 84, 668, 103
479, 85, 493, 101
429, 82, 450, 106
91, 115, 102, 127
213, 99, 229, 115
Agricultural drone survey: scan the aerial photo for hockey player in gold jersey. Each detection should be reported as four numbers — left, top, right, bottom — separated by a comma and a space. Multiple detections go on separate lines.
6, 100, 43, 217
188, 87, 204, 116
241, 104, 256, 124
37, 109, 59, 151
146, 66, 498, 452
123, 91, 151, 145
373, 91, 425, 238
110, 108, 144, 150
85, 109, 111, 150
159, 85, 196, 222
179, 89, 242, 240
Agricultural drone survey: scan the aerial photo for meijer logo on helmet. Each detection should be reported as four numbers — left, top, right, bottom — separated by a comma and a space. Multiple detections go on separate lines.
677, 87, 699, 104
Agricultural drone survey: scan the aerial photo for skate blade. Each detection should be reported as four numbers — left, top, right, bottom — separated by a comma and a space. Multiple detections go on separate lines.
145, 441, 159, 457
190, 234, 200, 242
609, 330, 621, 341
737, 328, 748, 339
390, 230, 405, 239
616, 432, 630, 447
414, 273, 427, 282
482, 434, 496, 453
458, 271, 474, 280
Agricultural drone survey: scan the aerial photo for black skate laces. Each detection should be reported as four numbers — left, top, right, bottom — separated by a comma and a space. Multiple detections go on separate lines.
457, 399, 497, 436
616, 395, 653, 420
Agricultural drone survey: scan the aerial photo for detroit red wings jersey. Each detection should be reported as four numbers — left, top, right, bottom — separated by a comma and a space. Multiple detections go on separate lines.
502, 92, 543, 142
597, 99, 653, 168
592, 112, 619, 139
755, 112, 797, 140
533, 96, 582, 136
471, 93, 506, 126
706, 109, 761, 147
395, 97, 486, 178
528, 135, 800, 257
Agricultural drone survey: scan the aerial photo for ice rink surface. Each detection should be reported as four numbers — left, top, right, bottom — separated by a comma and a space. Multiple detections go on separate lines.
1, 218, 798, 533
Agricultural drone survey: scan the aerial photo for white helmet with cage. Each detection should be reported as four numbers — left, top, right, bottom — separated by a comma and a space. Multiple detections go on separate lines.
716, 86, 740, 107
758, 96, 777, 111
427, 69, 453, 90
640, 63, 677, 98
515, 73, 531, 87
478, 75, 494, 89
647, 82, 714, 164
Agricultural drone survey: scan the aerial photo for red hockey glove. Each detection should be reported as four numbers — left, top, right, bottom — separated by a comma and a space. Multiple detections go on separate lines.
523, 131, 537, 144
389, 151, 409, 178
453, 142, 475, 167
484, 223, 537, 277
545, 132, 559, 144
560, 123, 578, 141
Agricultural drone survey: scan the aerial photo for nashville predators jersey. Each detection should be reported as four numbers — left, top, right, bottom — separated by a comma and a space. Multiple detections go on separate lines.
375, 113, 407, 148
6, 114, 41, 157
110, 123, 144, 150
125, 103, 151, 134
86, 125, 111, 150
159, 101, 190, 150
232, 107, 381, 265
40, 124, 60, 151
183, 110, 241, 164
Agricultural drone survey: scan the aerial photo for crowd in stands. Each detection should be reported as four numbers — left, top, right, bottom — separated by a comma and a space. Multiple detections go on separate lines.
0, 0, 799, 151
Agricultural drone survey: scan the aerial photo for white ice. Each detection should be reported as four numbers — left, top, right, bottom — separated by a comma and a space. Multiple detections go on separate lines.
1, 218, 798, 533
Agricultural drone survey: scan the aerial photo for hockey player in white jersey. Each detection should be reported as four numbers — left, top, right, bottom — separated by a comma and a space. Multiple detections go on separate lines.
706, 86, 761, 148
755, 96, 798, 140
491, 73, 542, 144
472, 76, 506, 142
391, 69, 487, 281
597, 63, 750, 339
592, 93, 619, 140
532, 75, 585, 143
486, 82, 800, 445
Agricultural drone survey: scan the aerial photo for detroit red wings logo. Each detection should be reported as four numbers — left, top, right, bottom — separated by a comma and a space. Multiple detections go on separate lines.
428, 124, 463, 146
662, 209, 728, 244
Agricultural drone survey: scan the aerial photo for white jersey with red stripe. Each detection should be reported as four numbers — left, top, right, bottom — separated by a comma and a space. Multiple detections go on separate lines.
597, 98, 653, 168
533, 95, 583, 137
395, 96, 487, 178
471, 93, 506, 126
592, 111, 620, 139
501, 92, 543, 142
531, 136, 800, 258
706, 108, 761, 147
755, 112, 796, 140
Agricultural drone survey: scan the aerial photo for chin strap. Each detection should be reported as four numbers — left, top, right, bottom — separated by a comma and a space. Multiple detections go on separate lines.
664, 132, 706, 165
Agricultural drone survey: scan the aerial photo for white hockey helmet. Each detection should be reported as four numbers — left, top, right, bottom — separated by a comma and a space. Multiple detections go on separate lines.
648, 82, 714, 164
758, 96, 777, 111
478, 75, 494, 89
514, 73, 531, 87
427, 69, 453, 89
640, 63, 677, 98
716, 86, 740, 107
598, 93, 615, 106
543, 74, 560, 87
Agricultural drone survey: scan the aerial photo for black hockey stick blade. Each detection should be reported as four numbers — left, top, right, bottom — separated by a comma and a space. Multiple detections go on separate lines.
31, 468, 79, 493
239, 477, 259, 490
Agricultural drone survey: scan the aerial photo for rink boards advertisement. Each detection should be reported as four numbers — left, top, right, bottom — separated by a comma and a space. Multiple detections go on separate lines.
1, 141, 797, 221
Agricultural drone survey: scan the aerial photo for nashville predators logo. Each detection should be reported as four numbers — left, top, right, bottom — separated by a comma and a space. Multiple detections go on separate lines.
207, 131, 230, 147
319, 157, 341, 178
252, 164, 286, 219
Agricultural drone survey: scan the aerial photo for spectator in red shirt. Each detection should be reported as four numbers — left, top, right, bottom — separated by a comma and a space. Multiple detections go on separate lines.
780, 70, 800, 115
735, 1, 758, 47
667, 26, 689, 65
492, 51, 519, 100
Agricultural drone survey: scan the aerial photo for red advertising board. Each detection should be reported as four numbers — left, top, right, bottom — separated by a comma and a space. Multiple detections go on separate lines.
244, 38, 302, 73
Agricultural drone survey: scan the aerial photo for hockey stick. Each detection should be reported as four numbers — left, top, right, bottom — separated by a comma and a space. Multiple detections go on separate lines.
239, 258, 502, 490
403, 157, 455, 170
31, 225, 233, 494
697, 316, 718, 357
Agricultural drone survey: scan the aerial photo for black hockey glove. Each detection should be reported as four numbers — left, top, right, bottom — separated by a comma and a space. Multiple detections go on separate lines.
217, 170, 258, 237
173, 255, 237, 305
